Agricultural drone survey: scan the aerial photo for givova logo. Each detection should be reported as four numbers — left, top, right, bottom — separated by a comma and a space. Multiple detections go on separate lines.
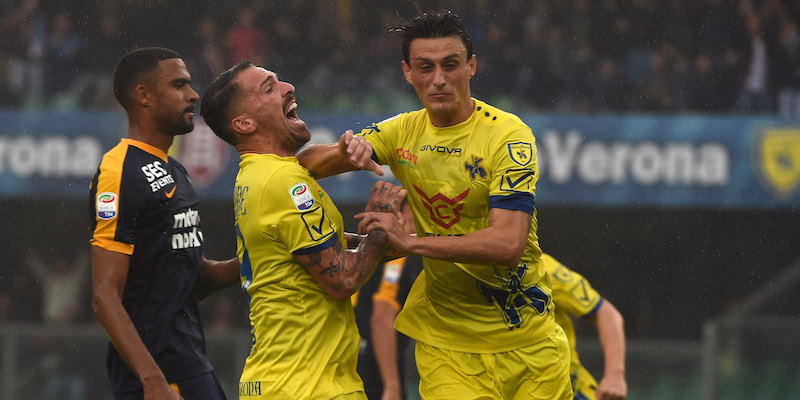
753, 127, 800, 199
96, 192, 117, 220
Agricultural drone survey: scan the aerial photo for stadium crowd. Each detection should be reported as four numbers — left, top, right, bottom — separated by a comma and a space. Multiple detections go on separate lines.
1, 0, 799, 115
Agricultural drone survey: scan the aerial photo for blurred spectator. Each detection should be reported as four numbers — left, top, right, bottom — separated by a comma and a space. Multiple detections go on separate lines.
42, 11, 84, 107
737, 11, 774, 112
634, 47, 679, 111
0, 0, 797, 115
188, 15, 229, 91
69, 10, 124, 109
224, 5, 269, 65
27, 251, 88, 324
690, 52, 724, 111
5, 0, 45, 108
593, 57, 631, 111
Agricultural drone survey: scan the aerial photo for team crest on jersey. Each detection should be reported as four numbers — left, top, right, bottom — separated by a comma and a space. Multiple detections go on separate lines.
413, 185, 469, 229
289, 183, 315, 211
465, 156, 487, 180
477, 264, 551, 330
96, 192, 118, 220
507, 142, 533, 167
752, 127, 800, 199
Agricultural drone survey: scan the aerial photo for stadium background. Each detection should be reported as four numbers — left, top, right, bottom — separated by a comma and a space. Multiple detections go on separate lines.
1, 0, 799, 399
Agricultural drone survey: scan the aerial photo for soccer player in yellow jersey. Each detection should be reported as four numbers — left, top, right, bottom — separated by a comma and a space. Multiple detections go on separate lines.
542, 254, 627, 400
298, 10, 572, 400
200, 61, 406, 400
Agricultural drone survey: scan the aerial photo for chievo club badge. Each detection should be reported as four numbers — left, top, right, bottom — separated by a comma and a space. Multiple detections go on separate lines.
96, 192, 118, 220
289, 183, 315, 211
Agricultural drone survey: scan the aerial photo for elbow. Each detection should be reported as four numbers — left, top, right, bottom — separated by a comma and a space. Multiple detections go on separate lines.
328, 290, 354, 302
324, 281, 359, 301
91, 291, 109, 320
500, 243, 525, 268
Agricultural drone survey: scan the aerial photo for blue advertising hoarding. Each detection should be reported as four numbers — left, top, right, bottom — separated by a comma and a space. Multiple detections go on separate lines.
0, 110, 798, 209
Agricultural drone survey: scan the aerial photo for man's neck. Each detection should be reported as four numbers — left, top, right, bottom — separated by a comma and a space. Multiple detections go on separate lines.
236, 137, 296, 158
127, 121, 174, 154
428, 98, 475, 128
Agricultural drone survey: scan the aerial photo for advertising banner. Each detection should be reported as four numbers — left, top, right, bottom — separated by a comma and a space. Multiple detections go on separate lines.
1, 111, 798, 209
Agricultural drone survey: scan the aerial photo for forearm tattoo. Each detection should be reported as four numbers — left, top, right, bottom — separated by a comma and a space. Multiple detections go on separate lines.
299, 231, 388, 294
342, 229, 388, 289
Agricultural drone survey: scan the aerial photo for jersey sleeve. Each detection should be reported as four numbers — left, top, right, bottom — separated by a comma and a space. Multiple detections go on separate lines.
356, 113, 403, 167
259, 166, 341, 255
548, 258, 603, 318
89, 148, 139, 255
372, 257, 407, 311
488, 125, 538, 215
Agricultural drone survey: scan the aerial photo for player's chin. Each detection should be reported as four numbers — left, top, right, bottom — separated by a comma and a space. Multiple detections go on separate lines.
178, 120, 195, 134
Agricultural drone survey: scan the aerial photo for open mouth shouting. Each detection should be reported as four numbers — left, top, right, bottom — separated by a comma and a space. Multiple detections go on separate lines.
285, 101, 306, 131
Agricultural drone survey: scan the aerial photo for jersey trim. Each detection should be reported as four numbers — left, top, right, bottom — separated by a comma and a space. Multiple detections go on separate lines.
90, 238, 134, 255
370, 149, 380, 165
489, 192, 535, 214
372, 281, 402, 311
583, 297, 604, 319
293, 234, 339, 255
123, 138, 169, 162
92, 142, 127, 251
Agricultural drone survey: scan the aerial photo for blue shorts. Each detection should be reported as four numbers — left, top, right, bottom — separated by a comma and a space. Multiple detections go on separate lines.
116, 371, 226, 400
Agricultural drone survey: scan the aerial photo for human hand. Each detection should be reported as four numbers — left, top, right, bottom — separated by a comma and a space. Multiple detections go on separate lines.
338, 130, 384, 176
364, 181, 407, 212
596, 373, 627, 400
355, 211, 411, 253
142, 377, 183, 400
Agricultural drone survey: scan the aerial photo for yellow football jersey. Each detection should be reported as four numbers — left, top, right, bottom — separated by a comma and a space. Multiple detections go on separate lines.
358, 98, 556, 353
234, 153, 363, 399
542, 253, 603, 386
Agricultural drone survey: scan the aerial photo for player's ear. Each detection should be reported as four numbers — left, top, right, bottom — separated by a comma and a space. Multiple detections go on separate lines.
402, 61, 413, 85
132, 83, 151, 107
231, 115, 256, 135
468, 54, 477, 79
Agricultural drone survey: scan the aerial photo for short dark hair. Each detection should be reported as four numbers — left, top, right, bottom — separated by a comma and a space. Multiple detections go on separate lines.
388, 10, 473, 64
113, 47, 181, 110
200, 60, 254, 145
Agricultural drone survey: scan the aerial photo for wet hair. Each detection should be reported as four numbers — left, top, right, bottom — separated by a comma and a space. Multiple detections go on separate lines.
200, 60, 254, 145
113, 47, 181, 110
388, 10, 473, 64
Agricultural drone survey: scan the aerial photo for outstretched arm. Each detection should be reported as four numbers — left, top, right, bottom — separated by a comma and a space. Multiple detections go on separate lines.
296, 183, 406, 299
296, 231, 388, 300
91, 246, 182, 400
297, 130, 383, 179
358, 207, 530, 268
197, 257, 240, 299
589, 299, 627, 400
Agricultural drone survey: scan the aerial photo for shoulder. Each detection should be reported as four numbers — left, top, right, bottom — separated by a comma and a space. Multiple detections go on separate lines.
473, 99, 531, 135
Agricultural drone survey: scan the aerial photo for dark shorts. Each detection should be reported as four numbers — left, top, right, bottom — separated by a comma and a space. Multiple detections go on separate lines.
116, 372, 226, 400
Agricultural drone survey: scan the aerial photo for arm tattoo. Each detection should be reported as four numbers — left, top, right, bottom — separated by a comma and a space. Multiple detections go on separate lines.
299, 231, 388, 296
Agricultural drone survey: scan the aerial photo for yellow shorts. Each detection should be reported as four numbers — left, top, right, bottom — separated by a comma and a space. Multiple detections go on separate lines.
415, 325, 572, 400
571, 365, 599, 400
